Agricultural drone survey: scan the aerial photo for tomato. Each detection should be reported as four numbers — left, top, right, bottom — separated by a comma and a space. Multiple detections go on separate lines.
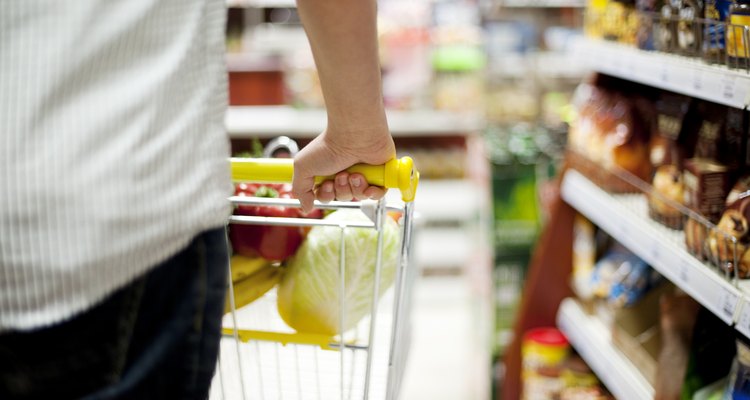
230, 183, 322, 261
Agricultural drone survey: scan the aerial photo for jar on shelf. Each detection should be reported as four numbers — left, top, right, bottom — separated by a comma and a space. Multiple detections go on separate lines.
727, 0, 750, 68
521, 327, 570, 400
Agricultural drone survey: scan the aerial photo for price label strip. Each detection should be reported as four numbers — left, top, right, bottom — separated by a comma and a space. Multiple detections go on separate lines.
717, 288, 739, 323
738, 301, 750, 339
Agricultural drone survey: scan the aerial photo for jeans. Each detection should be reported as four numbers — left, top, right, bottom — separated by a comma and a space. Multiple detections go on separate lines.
0, 227, 229, 400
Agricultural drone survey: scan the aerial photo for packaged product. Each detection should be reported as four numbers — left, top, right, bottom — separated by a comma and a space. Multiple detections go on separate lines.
676, 0, 704, 56
725, 339, 750, 398
602, 0, 640, 44
568, 77, 654, 192
703, 0, 732, 62
649, 164, 686, 229
683, 101, 744, 258
637, 0, 659, 50
727, 0, 750, 68
684, 158, 734, 224
521, 328, 570, 400
590, 245, 664, 307
648, 92, 691, 229
707, 192, 750, 277
656, 0, 679, 51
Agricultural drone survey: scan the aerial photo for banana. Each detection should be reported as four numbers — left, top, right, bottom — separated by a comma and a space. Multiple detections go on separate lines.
229, 254, 270, 283
224, 264, 281, 314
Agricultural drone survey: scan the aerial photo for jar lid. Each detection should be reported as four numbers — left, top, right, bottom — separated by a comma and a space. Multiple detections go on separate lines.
524, 327, 569, 347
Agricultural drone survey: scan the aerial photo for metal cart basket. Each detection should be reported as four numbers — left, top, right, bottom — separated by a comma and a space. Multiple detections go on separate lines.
210, 157, 420, 400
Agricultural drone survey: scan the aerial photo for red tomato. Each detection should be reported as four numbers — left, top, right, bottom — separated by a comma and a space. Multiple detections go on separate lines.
230, 184, 322, 261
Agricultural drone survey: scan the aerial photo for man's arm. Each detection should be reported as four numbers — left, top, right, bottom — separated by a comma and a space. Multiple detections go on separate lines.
292, 0, 396, 212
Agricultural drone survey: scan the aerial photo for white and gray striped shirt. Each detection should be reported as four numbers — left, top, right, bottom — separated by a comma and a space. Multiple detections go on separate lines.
0, 0, 233, 331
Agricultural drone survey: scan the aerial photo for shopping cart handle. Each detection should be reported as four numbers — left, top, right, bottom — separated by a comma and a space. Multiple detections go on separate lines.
230, 156, 419, 202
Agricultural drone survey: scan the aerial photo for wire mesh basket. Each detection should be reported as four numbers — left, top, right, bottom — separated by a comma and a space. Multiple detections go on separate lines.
210, 157, 420, 400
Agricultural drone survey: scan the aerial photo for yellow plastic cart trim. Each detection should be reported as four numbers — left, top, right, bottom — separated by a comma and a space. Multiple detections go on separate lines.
221, 328, 341, 351
230, 156, 419, 202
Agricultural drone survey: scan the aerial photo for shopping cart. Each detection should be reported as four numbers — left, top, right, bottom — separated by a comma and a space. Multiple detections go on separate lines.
210, 157, 420, 400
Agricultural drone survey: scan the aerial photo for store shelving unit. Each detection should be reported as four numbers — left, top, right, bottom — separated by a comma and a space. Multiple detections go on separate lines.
227, 0, 295, 8
501, 0, 585, 7
226, 106, 485, 138
572, 38, 750, 109
560, 170, 745, 325
556, 298, 654, 400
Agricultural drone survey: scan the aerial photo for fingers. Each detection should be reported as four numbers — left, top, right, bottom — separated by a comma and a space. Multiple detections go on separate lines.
334, 172, 354, 201
314, 180, 335, 204
309, 173, 385, 206
292, 160, 316, 213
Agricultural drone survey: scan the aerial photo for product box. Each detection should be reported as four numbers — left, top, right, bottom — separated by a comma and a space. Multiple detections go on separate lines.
683, 158, 734, 223
611, 283, 673, 386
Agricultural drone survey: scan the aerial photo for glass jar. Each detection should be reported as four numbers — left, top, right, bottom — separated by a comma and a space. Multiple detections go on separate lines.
727, 0, 750, 67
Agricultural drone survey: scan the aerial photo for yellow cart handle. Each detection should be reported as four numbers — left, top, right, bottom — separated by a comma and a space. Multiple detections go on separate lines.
230, 157, 419, 202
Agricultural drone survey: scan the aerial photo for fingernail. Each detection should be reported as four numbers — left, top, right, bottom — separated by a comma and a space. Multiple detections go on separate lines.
336, 175, 348, 186
351, 177, 362, 187
323, 185, 333, 193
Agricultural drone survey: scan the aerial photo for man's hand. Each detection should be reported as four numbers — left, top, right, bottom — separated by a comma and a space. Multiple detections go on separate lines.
292, 128, 395, 213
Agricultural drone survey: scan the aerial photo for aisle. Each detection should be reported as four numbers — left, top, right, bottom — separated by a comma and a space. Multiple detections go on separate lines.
401, 275, 489, 400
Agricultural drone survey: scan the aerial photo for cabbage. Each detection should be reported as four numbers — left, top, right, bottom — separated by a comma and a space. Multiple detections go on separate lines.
277, 209, 400, 335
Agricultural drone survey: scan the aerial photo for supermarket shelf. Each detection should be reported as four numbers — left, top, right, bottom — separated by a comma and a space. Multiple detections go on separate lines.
489, 52, 588, 79
557, 298, 654, 400
502, 0, 585, 7
560, 170, 744, 326
227, 0, 295, 8
572, 38, 750, 109
226, 106, 485, 138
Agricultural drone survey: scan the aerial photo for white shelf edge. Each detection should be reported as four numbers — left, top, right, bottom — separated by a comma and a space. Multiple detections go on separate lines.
573, 38, 750, 109
227, 0, 296, 8
502, 0, 585, 7
557, 298, 654, 400
561, 170, 742, 326
225, 106, 485, 138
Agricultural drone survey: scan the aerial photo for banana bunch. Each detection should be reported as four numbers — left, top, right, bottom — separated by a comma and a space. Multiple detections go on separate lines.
224, 255, 282, 314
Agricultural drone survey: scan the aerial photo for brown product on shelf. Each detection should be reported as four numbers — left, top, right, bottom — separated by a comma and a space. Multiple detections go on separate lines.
708, 192, 750, 277
685, 217, 709, 259
654, 291, 700, 399
691, 101, 745, 168
612, 283, 673, 387
684, 101, 745, 258
649, 164, 686, 229
649, 92, 692, 168
684, 159, 734, 223
686, 174, 748, 260
568, 81, 653, 193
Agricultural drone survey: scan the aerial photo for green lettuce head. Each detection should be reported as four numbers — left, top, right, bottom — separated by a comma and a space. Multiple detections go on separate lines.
277, 209, 400, 335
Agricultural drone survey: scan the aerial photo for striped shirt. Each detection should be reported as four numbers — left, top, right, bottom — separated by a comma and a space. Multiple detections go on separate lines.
0, 0, 232, 331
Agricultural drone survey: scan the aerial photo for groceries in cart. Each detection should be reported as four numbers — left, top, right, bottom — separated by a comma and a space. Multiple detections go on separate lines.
226, 142, 405, 336
214, 138, 419, 400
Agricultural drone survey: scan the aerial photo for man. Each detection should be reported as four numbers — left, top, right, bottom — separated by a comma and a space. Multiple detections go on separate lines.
0, 0, 394, 398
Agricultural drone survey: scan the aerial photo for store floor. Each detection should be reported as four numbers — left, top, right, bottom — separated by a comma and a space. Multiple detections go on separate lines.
401, 274, 490, 400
